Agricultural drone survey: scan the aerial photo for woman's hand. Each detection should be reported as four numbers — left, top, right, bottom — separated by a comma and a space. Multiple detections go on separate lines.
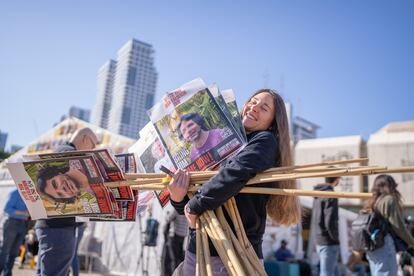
167, 169, 190, 202
184, 203, 198, 229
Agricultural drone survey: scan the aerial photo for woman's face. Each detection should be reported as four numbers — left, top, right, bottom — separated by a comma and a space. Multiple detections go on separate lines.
242, 92, 275, 133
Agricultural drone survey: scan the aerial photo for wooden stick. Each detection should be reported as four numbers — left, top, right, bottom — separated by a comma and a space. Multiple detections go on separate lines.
120, 165, 399, 188
370, 166, 414, 174
129, 184, 167, 190
196, 218, 207, 276
264, 157, 368, 172
223, 201, 247, 248
125, 170, 218, 179
200, 220, 213, 276
204, 210, 246, 276
245, 167, 388, 184
120, 165, 414, 190
125, 173, 165, 179
189, 193, 238, 276
124, 157, 369, 180
216, 207, 259, 276
239, 187, 373, 199
291, 165, 382, 173
228, 198, 267, 275
200, 214, 238, 276
128, 185, 373, 199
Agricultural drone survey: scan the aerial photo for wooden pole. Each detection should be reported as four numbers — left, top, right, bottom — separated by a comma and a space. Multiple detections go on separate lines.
216, 207, 259, 276
239, 187, 373, 199
196, 219, 207, 276
228, 198, 267, 275
200, 214, 238, 276
205, 210, 246, 276
200, 220, 213, 276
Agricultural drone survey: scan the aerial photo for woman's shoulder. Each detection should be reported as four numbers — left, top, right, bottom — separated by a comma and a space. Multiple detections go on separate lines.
248, 130, 277, 144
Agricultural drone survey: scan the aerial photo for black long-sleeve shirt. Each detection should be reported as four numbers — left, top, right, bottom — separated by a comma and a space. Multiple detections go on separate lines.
171, 130, 279, 258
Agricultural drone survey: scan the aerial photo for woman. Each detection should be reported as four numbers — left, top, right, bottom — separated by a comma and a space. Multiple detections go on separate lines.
168, 89, 302, 275
366, 174, 414, 275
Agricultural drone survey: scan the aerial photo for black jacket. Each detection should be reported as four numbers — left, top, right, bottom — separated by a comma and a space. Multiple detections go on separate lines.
171, 130, 279, 258
311, 184, 339, 245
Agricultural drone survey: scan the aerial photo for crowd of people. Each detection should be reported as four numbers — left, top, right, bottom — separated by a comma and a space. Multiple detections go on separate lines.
0, 88, 413, 276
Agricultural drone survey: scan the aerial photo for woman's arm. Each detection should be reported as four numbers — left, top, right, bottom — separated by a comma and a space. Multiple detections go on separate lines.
187, 131, 277, 215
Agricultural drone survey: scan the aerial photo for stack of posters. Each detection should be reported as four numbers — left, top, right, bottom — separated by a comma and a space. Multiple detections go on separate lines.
7, 156, 114, 219
148, 78, 245, 171
8, 149, 138, 221
7, 77, 246, 221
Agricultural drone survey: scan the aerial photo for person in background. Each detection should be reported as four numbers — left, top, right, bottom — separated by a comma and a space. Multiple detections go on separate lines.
162, 208, 188, 275
35, 127, 98, 276
274, 239, 295, 262
0, 189, 29, 276
365, 175, 414, 275
311, 175, 341, 276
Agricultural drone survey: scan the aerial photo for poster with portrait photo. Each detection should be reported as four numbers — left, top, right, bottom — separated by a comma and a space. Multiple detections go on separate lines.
115, 153, 137, 174
24, 149, 134, 201
91, 190, 139, 221
129, 122, 174, 208
208, 84, 247, 144
221, 88, 247, 143
7, 156, 114, 219
148, 78, 244, 171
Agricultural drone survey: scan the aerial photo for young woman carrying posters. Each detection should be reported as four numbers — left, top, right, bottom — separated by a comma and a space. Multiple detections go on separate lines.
168, 89, 302, 275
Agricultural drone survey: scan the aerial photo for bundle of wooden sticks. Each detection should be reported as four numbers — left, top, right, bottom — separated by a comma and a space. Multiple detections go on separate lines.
104, 158, 414, 275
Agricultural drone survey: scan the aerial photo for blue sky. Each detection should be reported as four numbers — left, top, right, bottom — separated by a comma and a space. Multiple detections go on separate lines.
0, 1, 413, 149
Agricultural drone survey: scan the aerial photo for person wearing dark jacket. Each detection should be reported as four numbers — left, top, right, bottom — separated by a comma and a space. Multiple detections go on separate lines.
168, 89, 302, 275
35, 127, 98, 276
311, 176, 340, 276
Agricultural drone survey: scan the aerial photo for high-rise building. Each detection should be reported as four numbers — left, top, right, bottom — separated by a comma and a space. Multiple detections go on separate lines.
0, 130, 7, 151
91, 60, 117, 129
92, 39, 157, 138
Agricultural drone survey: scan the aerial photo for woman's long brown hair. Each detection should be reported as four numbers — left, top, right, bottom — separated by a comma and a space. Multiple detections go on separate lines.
367, 174, 403, 212
242, 89, 301, 225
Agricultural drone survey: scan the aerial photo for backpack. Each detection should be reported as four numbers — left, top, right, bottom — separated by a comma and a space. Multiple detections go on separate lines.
351, 210, 388, 252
